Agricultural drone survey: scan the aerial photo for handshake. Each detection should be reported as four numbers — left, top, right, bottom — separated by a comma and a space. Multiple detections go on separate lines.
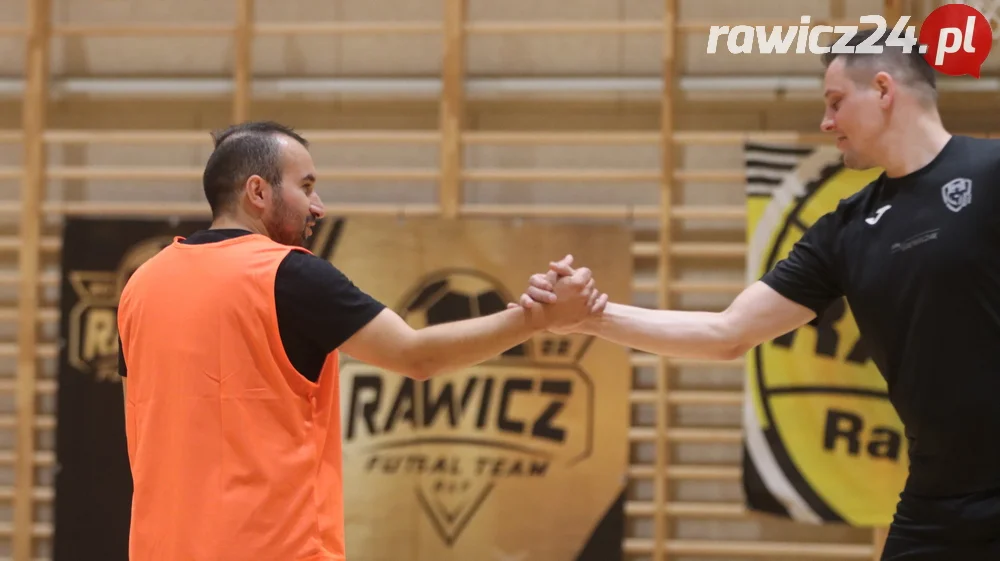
506, 254, 609, 334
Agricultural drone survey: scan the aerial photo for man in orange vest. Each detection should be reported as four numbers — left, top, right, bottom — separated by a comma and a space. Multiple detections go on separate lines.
116, 120, 605, 561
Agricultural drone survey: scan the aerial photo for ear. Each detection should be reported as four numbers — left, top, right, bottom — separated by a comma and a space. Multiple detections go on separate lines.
244, 175, 269, 211
873, 71, 894, 108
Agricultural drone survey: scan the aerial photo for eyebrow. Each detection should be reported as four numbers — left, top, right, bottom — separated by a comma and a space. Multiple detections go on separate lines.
301, 173, 316, 183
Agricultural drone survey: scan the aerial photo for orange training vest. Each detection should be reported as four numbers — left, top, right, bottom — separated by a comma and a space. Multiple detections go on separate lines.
118, 233, 345, 561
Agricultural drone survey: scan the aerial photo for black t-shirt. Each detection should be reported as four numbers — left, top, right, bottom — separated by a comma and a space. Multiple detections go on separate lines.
118, 229, 386, 383
762, 135, 1000, 500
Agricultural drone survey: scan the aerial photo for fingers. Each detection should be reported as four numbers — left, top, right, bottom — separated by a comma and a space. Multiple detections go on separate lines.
572, 267, 593, 284
549, 254, 575, 277
545, 269, 558, 286
530, 273, 553, 291
527, 285, 556, 304
591, 292, 608, 313
520, 293, 535, 308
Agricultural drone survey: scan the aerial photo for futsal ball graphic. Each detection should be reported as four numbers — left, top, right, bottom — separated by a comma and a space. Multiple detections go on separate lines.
744, 148, 908, 527
398, 269, 531, 358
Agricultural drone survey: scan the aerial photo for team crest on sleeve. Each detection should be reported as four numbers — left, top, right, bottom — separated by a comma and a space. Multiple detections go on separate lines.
941, 178, 972, 212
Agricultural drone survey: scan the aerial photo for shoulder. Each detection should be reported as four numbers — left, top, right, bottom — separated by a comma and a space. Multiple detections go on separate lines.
811, 177, 881, 229
276, 249, 353, 288
954, 135, 1000, 168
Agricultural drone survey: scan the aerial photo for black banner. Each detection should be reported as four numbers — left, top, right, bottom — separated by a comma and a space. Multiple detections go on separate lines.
53, 216, 625, 561
54, 217, 208, 561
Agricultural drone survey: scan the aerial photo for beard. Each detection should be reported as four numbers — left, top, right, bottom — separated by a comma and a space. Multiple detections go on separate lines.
265, 192, 313, 247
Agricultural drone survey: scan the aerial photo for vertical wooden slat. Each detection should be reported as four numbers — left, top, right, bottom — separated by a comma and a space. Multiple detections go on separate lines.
438, 0, 466, 219
656, 1, 677, 560
15, 0, 51, 558
232, 0, 254, 123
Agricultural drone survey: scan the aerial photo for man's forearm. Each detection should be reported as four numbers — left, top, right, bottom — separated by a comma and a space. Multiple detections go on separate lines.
578, 302, 744, 360
407, 307, 542, 379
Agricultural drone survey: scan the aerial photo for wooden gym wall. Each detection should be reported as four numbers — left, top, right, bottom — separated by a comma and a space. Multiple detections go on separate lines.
1, 0, 999, 560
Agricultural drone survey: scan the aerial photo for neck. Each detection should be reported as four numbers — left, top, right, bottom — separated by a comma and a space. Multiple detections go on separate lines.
210, 212, 268, 237
875, 106, 952, 178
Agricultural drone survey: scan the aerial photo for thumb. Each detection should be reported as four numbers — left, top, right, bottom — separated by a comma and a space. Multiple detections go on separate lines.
549, 254, 575, 277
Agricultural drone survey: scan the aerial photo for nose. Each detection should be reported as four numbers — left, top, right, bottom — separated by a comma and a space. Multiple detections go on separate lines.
820, 115, 836, 133
309, 192, 325, 220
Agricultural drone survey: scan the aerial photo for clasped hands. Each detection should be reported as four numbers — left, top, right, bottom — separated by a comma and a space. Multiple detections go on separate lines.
508, 254, 608, 333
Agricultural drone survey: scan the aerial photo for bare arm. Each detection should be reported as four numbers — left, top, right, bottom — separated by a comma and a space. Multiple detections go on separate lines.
340, 306, 543, 380
576, 281, 816, 360
340, 265, 604, 380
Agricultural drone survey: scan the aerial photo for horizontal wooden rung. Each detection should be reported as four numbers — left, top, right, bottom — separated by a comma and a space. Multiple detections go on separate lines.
461, 204, 654, 220
0, 379, 56, 394
672, 242, 746, 258
0, 271, 59, 286
672, 206, 746, 220
0, 451, 54, 465
0, 307, 58, 323
0, 25, 26, 37
0, 237, 59, 252
43, 202, 441, 217
463, 169, 659, 182
42, 129, 441, 144
629, 427, 743, 443
630, 353, 744, 368
0, 486, 53, 501
630, 390, 743, 405
255, 22, 441, 35
462, 131, 659, 145
676, 169, 744, 182
465, 20, 662, 34
631, 278, 746, 294
0, 343, 58, 358
46, 167, 439, 181
51, 23, 234, 36
0, 522, 53, 537
623, 538, 873, 557
0, 415, 55, 430
628, 464, 741, 480
626, 500, 746, 518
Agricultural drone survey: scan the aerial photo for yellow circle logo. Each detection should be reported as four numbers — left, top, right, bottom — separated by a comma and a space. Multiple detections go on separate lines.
744, 146, 908, 527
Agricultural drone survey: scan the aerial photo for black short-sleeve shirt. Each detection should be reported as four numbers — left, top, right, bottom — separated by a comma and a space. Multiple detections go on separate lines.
761, 135, 1000, 499
118, 229, 386, 383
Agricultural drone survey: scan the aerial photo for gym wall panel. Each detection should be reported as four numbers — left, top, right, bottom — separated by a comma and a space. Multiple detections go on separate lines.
466, 0, 625, 76
619, 0, 662, 75
0, 38, 24, 76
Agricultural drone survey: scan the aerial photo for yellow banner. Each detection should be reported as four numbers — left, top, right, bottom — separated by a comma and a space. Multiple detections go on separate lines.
743, 144, 908, 527
317, 217, 632, 560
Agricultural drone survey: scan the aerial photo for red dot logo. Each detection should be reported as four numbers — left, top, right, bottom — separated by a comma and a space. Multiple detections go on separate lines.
918, 4, 993, 77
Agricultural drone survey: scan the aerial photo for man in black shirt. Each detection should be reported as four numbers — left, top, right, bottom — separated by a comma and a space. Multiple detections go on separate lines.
119, 121, 607, 386
117, 121, 610, 558
518, 29, 1000, 560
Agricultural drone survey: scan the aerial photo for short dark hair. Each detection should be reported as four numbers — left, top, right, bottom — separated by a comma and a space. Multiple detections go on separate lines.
202, 121, 310, 217
822, 27, 937, 102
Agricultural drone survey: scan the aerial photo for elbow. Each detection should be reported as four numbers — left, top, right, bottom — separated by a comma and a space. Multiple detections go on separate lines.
399, 353, 443, 381
714, 314, 753, 361
716, 340, 752, 361
397, 358, 433, 381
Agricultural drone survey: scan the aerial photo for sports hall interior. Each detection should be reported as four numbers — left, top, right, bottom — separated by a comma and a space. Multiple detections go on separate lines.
1, 0, 998, 560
